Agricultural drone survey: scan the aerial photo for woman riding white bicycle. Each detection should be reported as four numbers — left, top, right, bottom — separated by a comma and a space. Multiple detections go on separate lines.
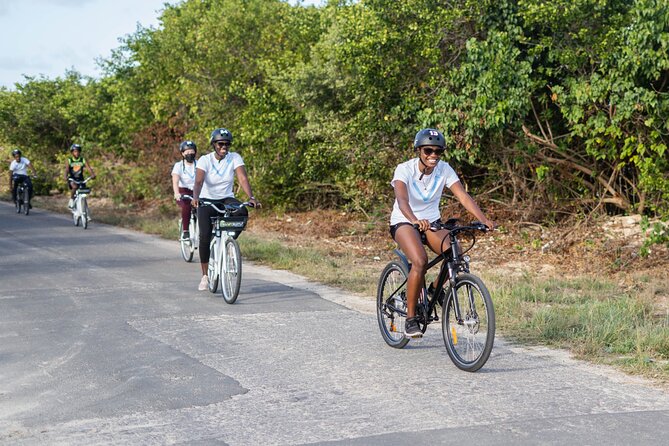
192, 128, 260, 291
172, 140, 198, 241
390, 128, 494, 338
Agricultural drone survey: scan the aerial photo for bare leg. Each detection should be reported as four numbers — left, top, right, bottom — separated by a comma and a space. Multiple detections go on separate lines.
393, 225, 428, 319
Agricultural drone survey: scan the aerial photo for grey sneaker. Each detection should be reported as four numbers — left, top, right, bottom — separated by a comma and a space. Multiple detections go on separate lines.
405, 317, 422, 338
181, 230, 190, 241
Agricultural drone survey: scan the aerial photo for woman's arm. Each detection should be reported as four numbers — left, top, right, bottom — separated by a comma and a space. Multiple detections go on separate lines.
235, 165, 260, 207
171, 173, 181, 200
192, 169, 206, 208
449, 181, 494, 229
394, 181, 430, 232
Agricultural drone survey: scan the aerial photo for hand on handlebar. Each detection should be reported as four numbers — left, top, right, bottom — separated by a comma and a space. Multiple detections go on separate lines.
412, 219, 431, 233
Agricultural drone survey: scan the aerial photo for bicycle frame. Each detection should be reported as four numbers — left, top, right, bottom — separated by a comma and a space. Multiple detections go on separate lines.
70, 177, 91, 220
387, 224, 483, 327
179, 194, 200, 243
202, 200, 250, 301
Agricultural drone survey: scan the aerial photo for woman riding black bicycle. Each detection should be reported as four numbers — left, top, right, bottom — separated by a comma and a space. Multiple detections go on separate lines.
9, 148, 36, 207
390, 128, 494, 338
192, 128, 260, 291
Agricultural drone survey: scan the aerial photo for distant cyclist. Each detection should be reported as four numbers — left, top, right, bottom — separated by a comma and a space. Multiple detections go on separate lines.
9, 149, 36, 206
390, 128, 494, 338
192, 128, 260, 291
171, 140, 198, 241
64, 144, 96, 208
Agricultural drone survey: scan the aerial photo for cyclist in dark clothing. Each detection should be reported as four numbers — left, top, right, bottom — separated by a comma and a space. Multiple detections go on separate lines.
9, 149, 36, 205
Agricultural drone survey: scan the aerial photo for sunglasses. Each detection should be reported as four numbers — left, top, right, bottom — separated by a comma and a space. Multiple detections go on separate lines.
422, 147, 445, 156
215, 141, 231, 148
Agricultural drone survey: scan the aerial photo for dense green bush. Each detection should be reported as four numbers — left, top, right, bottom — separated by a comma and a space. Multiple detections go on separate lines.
1, 0, 667, 232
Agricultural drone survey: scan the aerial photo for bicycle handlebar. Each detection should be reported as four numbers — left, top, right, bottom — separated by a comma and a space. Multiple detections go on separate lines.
68, 177, 93, 185
199, 199, 255, 214
413, 219, 489, 235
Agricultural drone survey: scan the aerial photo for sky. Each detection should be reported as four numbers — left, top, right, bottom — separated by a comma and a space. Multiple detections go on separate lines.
0, 0, 321, 90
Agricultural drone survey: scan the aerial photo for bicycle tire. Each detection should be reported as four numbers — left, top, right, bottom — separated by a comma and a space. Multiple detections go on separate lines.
179, 220, 194, 262
221, 238, 242, 304
81, 198, 89, 229
207, 238, 219, 293
376, 261, 410, 349
442, 273, 495, 372
23, 188, 30, 215
190, 214, 199, 248
15, 189, 22, 213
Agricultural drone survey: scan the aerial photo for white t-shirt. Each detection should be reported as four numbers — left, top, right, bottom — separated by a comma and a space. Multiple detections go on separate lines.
196, 151, 244, 199
171, 160, 197, 189
9, 157, 31, 176
389, 158, 460, 225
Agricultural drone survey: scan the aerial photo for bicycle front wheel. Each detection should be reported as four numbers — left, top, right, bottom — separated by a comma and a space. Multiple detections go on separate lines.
221, 238, 242, 304
179, 220, 194, 262
81, 197, 89, 229
23, 188, 30, 215
442, 273, 495, 372
207, 238, 219, 293
376, 261, 410, 349
16, 190, 22, 213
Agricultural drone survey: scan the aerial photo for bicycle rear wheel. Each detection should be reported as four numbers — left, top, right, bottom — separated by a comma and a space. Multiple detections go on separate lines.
207, 238, 219, 293
179, 220, 194, 262
442, 273, 495, 372
23, 188, 30, 215
221, 238, 242, 304
376, 261, 410, 349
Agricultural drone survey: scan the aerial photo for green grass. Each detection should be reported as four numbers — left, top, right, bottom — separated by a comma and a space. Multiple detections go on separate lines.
487, 273, 669, 380
238, 236, 382, 295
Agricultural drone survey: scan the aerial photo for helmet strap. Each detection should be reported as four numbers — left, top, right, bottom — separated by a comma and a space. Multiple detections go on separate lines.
418, 153, 433, 180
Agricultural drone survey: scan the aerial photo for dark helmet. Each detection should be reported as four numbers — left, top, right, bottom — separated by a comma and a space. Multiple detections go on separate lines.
70, 143, 82, 153
413, 128, 445, 149
209, 128, 233, 145
12, 149, 22, 157
179, 140, 197, 152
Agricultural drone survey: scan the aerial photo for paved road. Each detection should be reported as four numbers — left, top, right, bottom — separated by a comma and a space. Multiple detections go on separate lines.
1, 202, 668, 445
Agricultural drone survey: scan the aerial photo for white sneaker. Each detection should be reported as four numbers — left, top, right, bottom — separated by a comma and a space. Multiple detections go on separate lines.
68, 199, 74, 209
198, 275, 209, 291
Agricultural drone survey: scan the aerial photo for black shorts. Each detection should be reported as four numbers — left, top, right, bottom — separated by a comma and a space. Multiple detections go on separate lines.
389, 219, 442, 245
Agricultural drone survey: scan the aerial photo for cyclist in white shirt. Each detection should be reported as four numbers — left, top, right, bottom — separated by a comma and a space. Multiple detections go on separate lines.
171, 140, 198, 241
390, 128, 494, 337
192, 128, 260, 291
9, 149, 36, 206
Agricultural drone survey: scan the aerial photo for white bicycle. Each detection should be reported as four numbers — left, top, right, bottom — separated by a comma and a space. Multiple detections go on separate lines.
178, 194, 199, 262
69, 177, 92, 229
201, 200, 253, 304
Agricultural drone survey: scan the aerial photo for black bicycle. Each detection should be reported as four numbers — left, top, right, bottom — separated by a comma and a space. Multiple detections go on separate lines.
376, 219, 495, 372
13, 174, 32, 215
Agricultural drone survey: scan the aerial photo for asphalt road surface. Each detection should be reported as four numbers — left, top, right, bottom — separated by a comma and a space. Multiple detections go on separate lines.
1, 202, 668, 445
